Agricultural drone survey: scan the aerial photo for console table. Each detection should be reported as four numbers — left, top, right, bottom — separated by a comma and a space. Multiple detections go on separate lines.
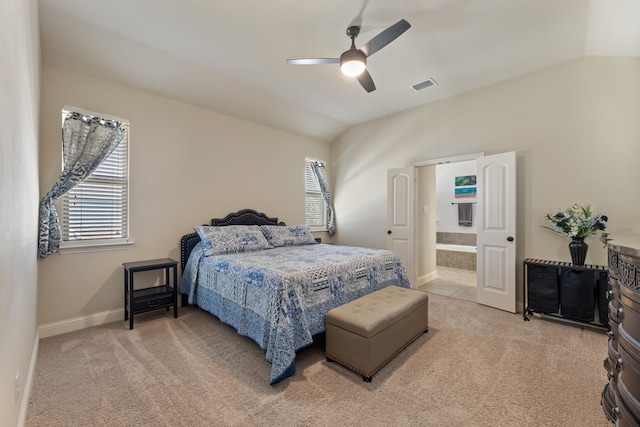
523, 258, 609, 329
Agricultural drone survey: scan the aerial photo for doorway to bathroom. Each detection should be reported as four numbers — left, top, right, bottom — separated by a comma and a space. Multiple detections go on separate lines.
387, 151, 516, 312
419, 160, 478, 302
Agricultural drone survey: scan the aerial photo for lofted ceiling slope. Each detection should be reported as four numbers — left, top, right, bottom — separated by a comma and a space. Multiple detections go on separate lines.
38, 0, 640, 143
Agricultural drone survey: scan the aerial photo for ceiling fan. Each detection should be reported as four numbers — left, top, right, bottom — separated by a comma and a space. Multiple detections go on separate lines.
287, 19, 411, 93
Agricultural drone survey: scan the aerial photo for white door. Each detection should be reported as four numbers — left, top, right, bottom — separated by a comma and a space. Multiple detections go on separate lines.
387, 167, 415, 287
476, 151, 517, 312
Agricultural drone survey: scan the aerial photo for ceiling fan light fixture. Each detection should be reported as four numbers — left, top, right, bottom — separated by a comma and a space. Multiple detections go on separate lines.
340, 50, 366, 77
287, 19, 410, 91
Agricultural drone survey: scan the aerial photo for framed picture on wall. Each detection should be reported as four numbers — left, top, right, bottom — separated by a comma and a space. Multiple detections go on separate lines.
454, 175, 477, 198
455, 187, 476, 198
455, 175, 476, 186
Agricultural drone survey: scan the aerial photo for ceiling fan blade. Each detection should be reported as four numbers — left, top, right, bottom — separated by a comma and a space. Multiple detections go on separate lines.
356, 69, 376, 93
286, 58, 339, 65
360, 19, 411, 57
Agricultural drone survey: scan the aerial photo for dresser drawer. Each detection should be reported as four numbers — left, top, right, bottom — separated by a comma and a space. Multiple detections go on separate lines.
620, 285, 640, 340
609, 276, 620, 309
601, 383, 617, 423
618, 325, 640, 400
610, 339, 621, 375
610, 316, 620, 351
611, 301, 624, 323
617, 379, 640, 427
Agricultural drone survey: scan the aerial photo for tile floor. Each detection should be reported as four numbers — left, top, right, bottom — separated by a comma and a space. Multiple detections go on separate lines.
419, 266, 477, 302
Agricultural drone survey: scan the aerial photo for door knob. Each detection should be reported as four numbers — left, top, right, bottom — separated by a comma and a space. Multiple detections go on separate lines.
507, 236, 514, 242
387, 230, 392, 235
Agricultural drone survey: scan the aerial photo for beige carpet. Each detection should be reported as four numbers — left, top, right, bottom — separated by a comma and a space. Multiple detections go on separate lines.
27, 292, 611, 427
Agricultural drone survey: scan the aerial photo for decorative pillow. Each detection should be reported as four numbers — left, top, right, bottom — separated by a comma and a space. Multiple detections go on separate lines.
195, 225, 272, 256
260, 225, 317, 247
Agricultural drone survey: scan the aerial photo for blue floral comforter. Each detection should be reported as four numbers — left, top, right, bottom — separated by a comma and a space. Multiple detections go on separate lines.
180, 242, 410, 384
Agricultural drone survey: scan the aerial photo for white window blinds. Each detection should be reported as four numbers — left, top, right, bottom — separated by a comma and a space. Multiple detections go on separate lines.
305, 158, 326, 230
61, 119, 129, 243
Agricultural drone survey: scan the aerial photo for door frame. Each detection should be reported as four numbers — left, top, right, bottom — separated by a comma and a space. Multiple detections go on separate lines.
403, 151, 517, 312
411, 152, 485, 288
413, 152, 485, 167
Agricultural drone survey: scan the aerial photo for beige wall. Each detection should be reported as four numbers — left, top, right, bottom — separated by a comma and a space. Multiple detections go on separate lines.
417, 166, 437, 283
27, 51, 640, 407
0, 0, 40, 424
38, 65, 330, 330
331, 56, 640, 305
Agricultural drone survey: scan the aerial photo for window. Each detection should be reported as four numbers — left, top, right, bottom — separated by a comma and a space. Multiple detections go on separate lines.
60, 108, 130, 251
305, 158, 327, 231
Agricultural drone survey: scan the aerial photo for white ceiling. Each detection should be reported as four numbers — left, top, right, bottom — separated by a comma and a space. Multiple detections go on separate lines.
38, 0, 640, 143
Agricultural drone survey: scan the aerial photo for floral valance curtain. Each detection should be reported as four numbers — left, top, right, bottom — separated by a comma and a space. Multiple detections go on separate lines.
38, 111, 126, 258
309, 161, 335, 235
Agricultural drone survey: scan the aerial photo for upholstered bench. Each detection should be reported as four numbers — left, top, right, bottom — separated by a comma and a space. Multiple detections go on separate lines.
325, 285, 429, 382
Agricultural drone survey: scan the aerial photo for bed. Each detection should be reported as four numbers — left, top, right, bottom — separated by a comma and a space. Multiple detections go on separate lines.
179, 209, 411, 384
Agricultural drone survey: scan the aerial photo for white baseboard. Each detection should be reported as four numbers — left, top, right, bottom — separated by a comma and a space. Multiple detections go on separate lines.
38, 308, 124, 339
17, 331, 39, 427
416, 271, 438, 287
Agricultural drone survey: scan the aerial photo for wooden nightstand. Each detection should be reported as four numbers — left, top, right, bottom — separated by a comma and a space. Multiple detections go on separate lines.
123, 258, 178, 330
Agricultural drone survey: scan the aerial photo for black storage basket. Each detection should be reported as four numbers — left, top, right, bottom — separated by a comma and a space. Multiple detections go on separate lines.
527, 264, 560, 313
559, 268, 595, 322
596, 271, 610, 326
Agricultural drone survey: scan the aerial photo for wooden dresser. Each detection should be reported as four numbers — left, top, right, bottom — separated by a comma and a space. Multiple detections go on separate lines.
602, 234, 640, 425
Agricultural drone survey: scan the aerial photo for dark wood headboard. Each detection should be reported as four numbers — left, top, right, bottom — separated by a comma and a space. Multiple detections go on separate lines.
179, 209, 285, 271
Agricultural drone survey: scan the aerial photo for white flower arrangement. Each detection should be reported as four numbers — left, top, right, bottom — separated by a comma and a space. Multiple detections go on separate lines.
544, 204, 608, 239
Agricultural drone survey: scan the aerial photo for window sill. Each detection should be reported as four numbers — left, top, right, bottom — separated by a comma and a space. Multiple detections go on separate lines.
59, 240, 134, 255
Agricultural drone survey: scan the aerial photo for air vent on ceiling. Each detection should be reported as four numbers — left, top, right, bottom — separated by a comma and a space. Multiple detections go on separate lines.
411, 78, 437, 92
